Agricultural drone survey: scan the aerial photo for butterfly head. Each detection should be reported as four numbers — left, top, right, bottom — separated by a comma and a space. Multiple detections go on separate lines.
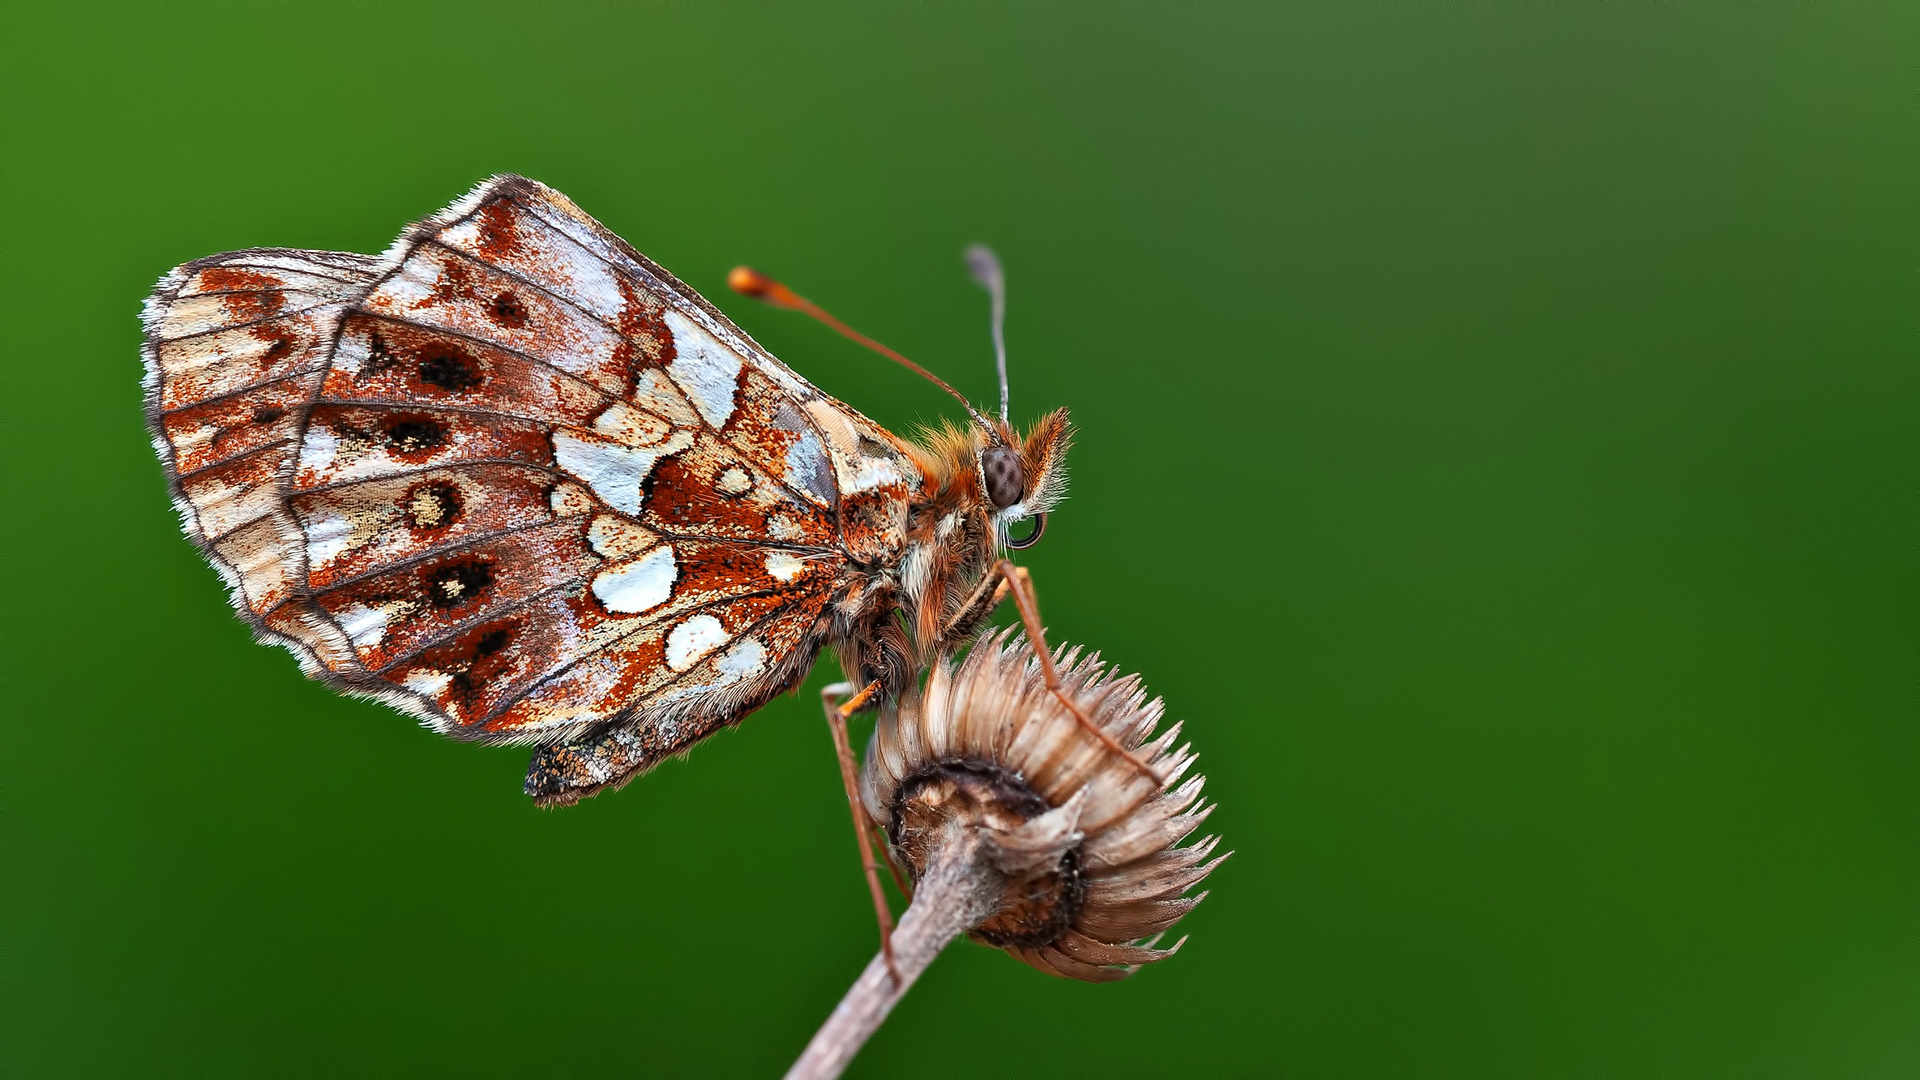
979, 409, 1071, 550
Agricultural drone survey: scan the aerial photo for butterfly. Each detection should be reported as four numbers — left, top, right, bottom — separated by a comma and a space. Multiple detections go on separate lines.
138, 175, 1155, 813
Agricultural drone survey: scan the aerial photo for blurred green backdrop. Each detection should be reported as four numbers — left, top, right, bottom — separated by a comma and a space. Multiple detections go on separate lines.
3, 3, 1913, 1076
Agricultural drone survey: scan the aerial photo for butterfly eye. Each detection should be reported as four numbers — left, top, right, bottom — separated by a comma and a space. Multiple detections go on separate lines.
1005, 512, 1047, 550
981, 446, 1025, 509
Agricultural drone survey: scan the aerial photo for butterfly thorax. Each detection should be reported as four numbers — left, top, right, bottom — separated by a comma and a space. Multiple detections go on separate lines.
898, 427, 1005, 652
833, 412, 1073, 691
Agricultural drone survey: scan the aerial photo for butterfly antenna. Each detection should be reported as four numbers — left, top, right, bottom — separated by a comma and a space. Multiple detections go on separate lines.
964, 244, 1010, 424
730, 266, 994, 432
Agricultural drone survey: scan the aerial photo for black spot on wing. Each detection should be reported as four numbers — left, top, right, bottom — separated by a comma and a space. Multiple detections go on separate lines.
474, 627, 510, 656
424, 559, 494, 609
384, 419, 447, 455
488, 291, 529, 328
403, 481, 464, 531
418, 344, 482, 391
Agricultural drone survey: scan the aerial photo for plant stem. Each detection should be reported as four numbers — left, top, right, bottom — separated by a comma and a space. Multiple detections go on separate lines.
785, 829, 1003, 1080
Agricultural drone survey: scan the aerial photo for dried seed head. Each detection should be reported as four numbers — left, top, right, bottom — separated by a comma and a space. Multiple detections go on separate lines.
861, 629, 1225, 982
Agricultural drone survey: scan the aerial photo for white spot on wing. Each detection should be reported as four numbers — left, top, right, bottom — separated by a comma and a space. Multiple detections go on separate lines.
785, 430, 833, 503
549, 482, 596, 516
629, 368, 701, 428
665, 614, 727, 672
592, 546, 677, 614
717, 466, 752, 496
172, 422, 217, 455
301, 502, 390, 568
552, 429, 692, 515
300, 425, 340, 474
332, 330, 371, 375
765, 551, 805, 583
403, 670, 451, 697
664, 310, 742, 429
717, 637, 766, 681
844, 453, 907, 494
591, 401, 671, 447
586, 514, 660, 560
305, 512, 353, 564
803, 400, 856, 450
337, 602, 389, 648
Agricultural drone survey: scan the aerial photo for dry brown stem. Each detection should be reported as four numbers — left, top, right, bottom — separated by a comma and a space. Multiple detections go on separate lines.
783, 829, 1002, 1080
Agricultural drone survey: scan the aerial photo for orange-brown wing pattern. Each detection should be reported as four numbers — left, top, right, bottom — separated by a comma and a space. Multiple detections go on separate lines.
143, 176, 921, 752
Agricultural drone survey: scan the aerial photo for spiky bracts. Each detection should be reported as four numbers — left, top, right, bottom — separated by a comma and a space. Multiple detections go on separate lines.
861, 629, 1224, 981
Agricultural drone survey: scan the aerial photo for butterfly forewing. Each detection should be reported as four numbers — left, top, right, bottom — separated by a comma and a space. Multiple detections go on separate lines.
144, 176, 917, 757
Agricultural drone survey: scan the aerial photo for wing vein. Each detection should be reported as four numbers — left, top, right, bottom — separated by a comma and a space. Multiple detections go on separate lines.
349, 310, 621, 411
307, 513, 591, 598
370, 580, 584, 677
156, 367, 328, 416
475, 585, 817, 724
172, 438, 295, 482
289, 457, 573, 498
151, 299, 349, 344
414, 236, 831, 516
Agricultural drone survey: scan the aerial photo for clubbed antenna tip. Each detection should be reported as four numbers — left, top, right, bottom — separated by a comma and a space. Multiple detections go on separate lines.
730, 264, 993, 432
964, 244, 1010, 424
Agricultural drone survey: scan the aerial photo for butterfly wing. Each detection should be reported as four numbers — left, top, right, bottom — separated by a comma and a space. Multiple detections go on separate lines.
143, 176, 920, 761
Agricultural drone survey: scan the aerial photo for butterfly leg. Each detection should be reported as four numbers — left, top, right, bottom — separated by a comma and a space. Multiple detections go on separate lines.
872, 822, 913, 899
989, 564, 1032, 614
821, 679, 901, 984
993, 559, 1162, 784
941, 563, 1032, 641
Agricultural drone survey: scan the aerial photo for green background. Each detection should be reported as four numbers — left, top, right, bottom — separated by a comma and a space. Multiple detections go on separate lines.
4, 3, 1912, 1076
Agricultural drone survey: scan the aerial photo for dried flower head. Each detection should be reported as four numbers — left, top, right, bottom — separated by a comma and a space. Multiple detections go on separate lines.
860, 629, 1224, 982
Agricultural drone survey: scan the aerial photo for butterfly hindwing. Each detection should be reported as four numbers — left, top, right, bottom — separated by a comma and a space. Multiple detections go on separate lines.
144, 249, 381, 661
143, 176, 918, 757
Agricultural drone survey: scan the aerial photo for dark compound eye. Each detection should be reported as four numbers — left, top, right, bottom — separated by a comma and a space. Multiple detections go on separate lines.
981, 446, 1025, 509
